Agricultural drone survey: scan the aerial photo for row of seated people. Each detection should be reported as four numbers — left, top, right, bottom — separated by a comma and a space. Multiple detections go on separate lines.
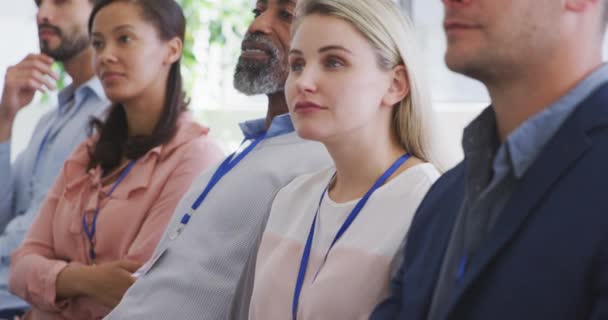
1, 0, 607, 319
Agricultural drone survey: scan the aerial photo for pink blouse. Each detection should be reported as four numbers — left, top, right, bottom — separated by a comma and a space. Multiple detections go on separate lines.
9, 113, 223, 319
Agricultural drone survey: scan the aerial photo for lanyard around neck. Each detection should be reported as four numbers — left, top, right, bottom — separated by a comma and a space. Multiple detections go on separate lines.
291, 153, 411, 319
82, 159, 137, 263
168, 132, 267, 240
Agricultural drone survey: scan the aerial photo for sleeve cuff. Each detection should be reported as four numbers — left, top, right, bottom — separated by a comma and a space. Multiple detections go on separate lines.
42, 260, 70, 311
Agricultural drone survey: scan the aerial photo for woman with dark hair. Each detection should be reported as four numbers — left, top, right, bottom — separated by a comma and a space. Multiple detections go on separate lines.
8, 0, 223, 318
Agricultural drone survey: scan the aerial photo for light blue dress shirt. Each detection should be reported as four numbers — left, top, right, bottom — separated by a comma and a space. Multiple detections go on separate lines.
0, 77, 109, 310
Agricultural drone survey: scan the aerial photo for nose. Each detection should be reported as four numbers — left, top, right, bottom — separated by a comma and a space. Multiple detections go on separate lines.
294, 65, 318, 94
36, 0, 55, 25
95, 43, 118, 68
247, 10, 274, 36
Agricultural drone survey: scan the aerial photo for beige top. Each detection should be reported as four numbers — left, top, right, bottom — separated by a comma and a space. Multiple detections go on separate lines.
249, 163, 439, 320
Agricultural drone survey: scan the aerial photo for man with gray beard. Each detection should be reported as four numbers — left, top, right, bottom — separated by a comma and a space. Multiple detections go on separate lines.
104, 1, 331, 319
0, 0, 108, 317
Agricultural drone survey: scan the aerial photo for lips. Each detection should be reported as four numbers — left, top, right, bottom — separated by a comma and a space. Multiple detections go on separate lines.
100, 71, 126, 83
294, 101, 327, 113
242, 40, 272, 53
443, 19, 481, 32
38, 28, 58, 39
240, 40, 273, 59
38, 24, 61, 38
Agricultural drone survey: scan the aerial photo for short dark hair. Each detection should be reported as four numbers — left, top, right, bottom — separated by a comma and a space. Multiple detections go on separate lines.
87, 0, 188, 173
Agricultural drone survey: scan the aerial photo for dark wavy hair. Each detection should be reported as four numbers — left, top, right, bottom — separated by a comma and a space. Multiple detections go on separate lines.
87, 0, 188, 173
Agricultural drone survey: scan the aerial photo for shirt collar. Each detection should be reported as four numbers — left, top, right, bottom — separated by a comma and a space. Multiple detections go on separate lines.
506, 63, 608, 178
238, 113, 294, 140
63, 112, 207, 200
462, 107, 499, 160
57, 76, 106, 113
462, 107, 500, 189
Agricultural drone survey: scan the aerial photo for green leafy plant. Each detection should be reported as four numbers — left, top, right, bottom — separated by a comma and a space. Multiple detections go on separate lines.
50, 0, 252, 96
177, 0, 253, 94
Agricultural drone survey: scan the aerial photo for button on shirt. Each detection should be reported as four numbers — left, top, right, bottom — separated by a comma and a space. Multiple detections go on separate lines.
427, 63, 608, 320
0, 77, 109, 310
105, 114, 333, 320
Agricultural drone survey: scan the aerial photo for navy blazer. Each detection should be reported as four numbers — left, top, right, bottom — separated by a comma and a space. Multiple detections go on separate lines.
372, 83, 608, 320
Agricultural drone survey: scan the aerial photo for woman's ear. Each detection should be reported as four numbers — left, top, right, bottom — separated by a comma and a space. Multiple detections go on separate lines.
164, 37, 183, 65
381, 64, 410, 108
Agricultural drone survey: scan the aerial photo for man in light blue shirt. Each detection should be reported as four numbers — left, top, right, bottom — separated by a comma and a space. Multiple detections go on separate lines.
0, 0, 108, 316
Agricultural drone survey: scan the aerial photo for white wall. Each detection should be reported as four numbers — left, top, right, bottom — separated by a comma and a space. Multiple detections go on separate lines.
0, 1, 48, 162
411, 0, 608, 169
3, 1, 608, 168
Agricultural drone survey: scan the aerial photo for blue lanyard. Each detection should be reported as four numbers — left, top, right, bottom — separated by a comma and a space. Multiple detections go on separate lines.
168, 133, 267, 240
291, 153, 411, 319
82, 160, 137, 263
457, 254, 468, 282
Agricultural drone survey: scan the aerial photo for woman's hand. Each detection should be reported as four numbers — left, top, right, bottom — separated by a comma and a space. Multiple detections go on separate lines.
56, 260, 142, 308
82, 260, 142, 308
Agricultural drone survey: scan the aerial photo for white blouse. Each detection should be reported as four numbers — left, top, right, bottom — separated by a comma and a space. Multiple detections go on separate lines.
249, 163, 440, 320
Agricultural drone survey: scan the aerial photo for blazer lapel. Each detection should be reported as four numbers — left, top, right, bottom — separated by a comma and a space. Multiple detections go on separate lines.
446, 103, 597, 316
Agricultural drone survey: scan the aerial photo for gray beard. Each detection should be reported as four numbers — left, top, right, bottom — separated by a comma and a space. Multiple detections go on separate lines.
233, 34, 288, 95
233, 58, 287, 95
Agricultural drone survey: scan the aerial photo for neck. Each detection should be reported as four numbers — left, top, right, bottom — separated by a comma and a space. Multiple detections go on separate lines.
123, 74, 168, 137
265, 91, 289, 130
488, 48, 603, 142
63, 47, 95, 88
324, 122, 412, 203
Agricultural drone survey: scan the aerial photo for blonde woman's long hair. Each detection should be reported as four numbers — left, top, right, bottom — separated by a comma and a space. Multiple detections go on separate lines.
293, 0, 434, 162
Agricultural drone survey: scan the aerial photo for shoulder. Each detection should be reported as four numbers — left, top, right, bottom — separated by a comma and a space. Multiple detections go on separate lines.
160, 112, 222, 160
271, 167, 334, 214
64, 135, 97, 167
276, 167, 335, 197
396, 163, 441, 191
60, 136, 98, 189
266, 167, 335, 232
255, 133, 332, 168
414, 161, 465, 212
407, 162, 465, 230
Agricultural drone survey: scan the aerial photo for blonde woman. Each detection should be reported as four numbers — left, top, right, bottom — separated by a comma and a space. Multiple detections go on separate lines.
248, 0, 440, 319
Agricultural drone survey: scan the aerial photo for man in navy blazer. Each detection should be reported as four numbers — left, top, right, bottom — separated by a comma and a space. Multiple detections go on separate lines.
372, 0, 608, 319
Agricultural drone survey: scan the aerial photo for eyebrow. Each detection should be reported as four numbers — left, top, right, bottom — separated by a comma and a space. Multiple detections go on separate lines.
257, 0, 297, 6
91, 24, 135, 37
289, 45, 353, 55
112, 25, 135, 32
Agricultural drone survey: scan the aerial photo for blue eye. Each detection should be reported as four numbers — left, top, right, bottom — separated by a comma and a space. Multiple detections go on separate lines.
290, 60, 305, 72
252, 9, 262, 18
325, 57, 344, 69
